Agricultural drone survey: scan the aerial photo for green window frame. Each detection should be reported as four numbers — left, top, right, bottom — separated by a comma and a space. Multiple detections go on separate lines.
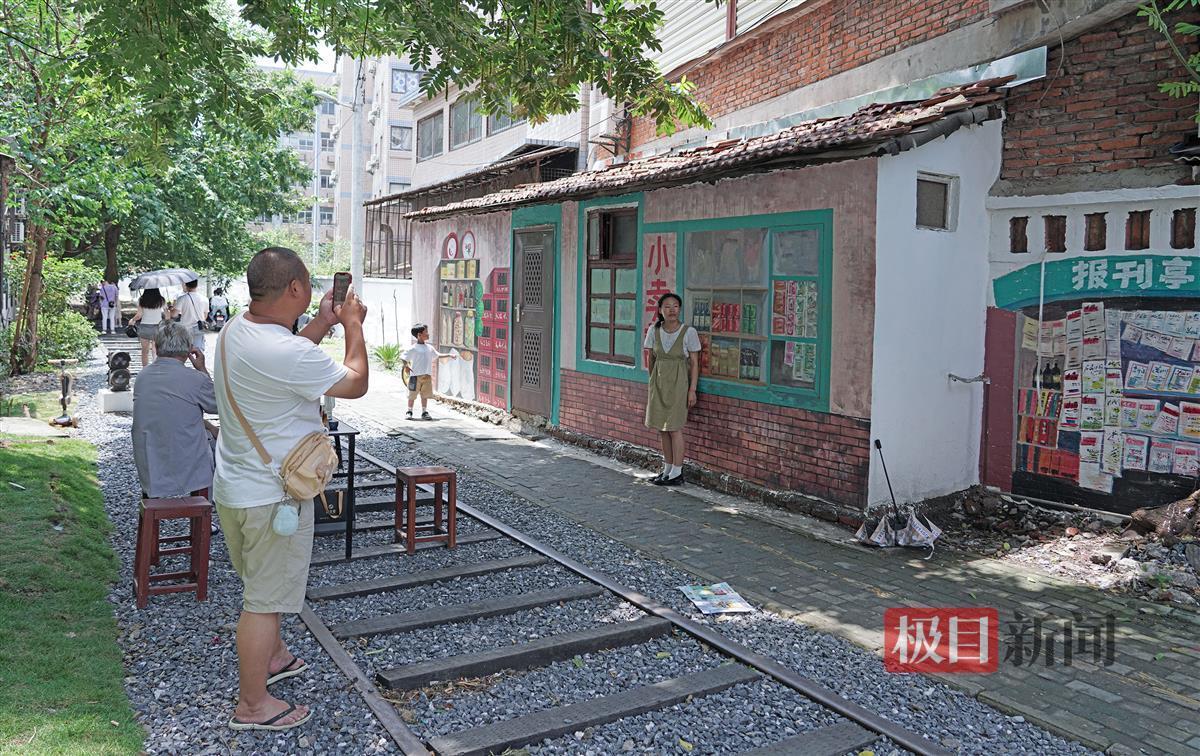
644, 209, 833, 412
585, 208, 639, 364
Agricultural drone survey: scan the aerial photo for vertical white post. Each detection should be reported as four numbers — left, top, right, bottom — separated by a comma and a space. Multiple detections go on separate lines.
311, 103, 321, 268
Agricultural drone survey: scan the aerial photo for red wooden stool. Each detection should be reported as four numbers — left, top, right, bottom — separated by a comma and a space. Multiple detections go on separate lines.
394, 466, 457, 555
146, 487, 209, 566
133, 496, 211, 609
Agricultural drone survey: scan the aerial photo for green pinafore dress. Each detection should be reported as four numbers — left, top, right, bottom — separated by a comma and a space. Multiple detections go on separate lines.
645, 325, 690, 432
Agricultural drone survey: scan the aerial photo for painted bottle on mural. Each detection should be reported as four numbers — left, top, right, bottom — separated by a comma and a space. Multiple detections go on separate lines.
1041, 362, 1055, 392
452, 311, 464, 347
464, 310, 476, 349
441, 282, 450, 306
1049, 360, 1062, 392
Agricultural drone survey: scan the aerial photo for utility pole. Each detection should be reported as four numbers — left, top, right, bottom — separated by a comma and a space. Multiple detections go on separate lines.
349, 60, 365, 285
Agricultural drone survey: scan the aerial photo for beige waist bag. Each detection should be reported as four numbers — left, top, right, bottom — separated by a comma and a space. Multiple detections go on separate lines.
219, 316, 342, 531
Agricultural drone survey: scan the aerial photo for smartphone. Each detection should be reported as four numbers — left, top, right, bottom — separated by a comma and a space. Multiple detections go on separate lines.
332, 272, 351, 306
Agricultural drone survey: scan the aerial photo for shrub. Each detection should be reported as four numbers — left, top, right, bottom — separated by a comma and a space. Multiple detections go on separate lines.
372, 343, 402, 371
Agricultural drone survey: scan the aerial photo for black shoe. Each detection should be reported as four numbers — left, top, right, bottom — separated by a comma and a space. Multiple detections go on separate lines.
405, 411, 414, 420
660, 474, 684, 486
421, 412, 432, 420
647, 472, 667, 484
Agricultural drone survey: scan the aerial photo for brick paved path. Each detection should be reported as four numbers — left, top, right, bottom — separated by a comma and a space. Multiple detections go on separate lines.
340, 371, 1200, 755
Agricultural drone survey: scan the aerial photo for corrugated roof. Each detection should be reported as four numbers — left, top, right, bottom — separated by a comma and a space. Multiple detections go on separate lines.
406, 78, 1011, 221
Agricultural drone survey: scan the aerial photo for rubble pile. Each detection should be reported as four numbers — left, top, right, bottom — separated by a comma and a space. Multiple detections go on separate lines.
937, 488, 1199, 608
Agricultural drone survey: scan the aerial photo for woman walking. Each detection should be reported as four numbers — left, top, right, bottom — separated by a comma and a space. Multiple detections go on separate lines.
643, 292, 699, 486
129, 288, 166, 368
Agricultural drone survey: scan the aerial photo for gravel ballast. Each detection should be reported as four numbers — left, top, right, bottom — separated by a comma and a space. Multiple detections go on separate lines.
72, 344, 1100, 755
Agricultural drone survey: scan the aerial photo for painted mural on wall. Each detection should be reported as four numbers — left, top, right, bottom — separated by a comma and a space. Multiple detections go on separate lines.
436, 230, 481, 401
642, 232, 675, 369
477, 267, 510, 409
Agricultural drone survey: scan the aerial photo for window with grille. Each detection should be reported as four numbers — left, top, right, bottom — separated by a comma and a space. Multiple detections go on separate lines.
319, 206, 334, 225
449, 98, 483, 149
585, 209, 639, 365
319, 171, 334, 189
319, 100, 336, 115
391, 69, 420, 95
915, 174, 958, 231
417, 112, 444, 160
320, 132, 333, 150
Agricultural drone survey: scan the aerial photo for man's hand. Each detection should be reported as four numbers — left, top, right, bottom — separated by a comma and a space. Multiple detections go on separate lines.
188, 348, 207, 373
335, 286, 368, 327
314, 288, 337, 330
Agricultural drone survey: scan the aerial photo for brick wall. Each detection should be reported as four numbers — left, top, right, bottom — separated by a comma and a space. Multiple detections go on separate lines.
630, 0, 989, 149
559, 369, 871, 509
1002, 12, 1197, 180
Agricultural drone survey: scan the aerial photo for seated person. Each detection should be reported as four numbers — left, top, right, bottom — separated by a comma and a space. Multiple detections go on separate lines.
132, 321, 219, 509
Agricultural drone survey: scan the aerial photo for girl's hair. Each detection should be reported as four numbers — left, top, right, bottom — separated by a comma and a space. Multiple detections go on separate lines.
654, 292, 683, 329
139, 288, 165, 309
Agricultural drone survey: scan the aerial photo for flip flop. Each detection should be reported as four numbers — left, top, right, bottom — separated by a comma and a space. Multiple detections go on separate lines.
229, 703, 311, 731
266, 656, 308, 687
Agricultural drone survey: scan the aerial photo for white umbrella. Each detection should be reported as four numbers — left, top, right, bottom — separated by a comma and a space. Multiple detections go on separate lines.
128, 268, 200, 290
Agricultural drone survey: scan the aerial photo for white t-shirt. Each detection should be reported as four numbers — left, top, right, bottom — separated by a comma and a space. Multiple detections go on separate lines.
174, 292, 207, 327
212, 317, 347, 508
402, 342, 443, 376
644, 324, 701, 356
140, 306, 164, 325
209, 295, 228, 311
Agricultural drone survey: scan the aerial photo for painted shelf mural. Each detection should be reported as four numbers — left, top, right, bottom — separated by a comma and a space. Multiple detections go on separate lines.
436, 231, 483, 401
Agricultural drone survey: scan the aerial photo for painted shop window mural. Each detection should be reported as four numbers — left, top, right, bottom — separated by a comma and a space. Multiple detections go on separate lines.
683, 224, 824, 391
436, 231, 482, 401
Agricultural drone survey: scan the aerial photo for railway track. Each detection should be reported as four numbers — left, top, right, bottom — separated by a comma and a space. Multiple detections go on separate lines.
302, 448, 949, 756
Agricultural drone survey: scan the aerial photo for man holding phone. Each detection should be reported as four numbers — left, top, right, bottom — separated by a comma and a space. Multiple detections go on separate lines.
213, 248, 368, 732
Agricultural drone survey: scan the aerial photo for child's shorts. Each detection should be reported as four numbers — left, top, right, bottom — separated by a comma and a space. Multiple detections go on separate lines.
409, 374, 433, 400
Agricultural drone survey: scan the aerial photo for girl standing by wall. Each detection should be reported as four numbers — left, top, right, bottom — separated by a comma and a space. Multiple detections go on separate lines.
643, 292, 700, 486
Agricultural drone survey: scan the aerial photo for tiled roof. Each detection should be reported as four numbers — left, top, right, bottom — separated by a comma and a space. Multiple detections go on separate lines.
365, 145, 576, 207
406, 77, 1011, 221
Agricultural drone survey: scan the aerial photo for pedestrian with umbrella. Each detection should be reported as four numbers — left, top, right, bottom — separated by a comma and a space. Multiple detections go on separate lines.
128, 269, 201, 368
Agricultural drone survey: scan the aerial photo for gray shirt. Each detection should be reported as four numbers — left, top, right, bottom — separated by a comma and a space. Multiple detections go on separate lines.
132, 358, 218, 498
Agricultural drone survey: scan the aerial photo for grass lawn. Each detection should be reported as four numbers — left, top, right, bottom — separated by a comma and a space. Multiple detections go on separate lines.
0, 438, 143, 754
0, 391, 65, 420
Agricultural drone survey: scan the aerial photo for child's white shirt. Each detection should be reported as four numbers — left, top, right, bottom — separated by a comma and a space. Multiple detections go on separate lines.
403, 342, 442, 376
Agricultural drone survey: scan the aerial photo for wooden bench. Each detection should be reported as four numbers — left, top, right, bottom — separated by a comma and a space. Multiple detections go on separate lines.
133, 496, 211, 609
394, 466, 457, 555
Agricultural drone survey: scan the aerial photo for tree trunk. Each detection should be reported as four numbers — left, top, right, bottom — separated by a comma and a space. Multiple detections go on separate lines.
104, 222, 120, 283
9, 221, 48, 375
1130, 490, 1199, 544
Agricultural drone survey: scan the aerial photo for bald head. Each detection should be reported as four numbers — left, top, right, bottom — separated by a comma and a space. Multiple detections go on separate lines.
247, 247, 309, 302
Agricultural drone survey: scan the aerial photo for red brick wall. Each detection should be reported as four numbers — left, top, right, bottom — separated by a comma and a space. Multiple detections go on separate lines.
1002, 12, 1197, 180
559, 369, 871, 508
631, 0, 989, 149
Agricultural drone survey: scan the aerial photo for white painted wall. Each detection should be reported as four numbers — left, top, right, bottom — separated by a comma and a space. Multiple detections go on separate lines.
316, 275, 415, 346
868, 119, 1003, 507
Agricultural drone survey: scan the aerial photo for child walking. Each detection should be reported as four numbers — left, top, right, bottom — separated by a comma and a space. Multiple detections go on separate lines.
402, 324, 451, 420
643, 292, 700, 486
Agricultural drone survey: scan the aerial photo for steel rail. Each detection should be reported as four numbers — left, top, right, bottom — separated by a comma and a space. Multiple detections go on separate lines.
457, 500, 951, 756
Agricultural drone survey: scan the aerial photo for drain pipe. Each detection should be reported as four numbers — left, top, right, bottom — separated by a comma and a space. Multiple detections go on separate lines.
879, 104, 998, 156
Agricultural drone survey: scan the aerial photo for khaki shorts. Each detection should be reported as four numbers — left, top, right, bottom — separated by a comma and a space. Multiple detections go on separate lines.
408, 374, 433, 401
216, 499, 314, 614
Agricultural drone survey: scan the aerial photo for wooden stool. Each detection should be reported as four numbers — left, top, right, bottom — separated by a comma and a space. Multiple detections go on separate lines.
134, 496, 211, 609
145, 488, 209, 566
394, 466, 457, 555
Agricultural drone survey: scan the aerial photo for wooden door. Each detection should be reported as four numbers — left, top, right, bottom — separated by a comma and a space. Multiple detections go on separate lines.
511, 227, 555, 418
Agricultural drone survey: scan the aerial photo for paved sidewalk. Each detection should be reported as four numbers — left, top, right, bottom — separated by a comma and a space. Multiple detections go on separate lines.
340, 371, 1200, 755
